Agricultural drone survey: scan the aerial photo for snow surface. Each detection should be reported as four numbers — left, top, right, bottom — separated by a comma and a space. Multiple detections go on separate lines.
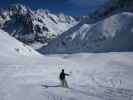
0, 29, 40, 57
0, 52, 133, 100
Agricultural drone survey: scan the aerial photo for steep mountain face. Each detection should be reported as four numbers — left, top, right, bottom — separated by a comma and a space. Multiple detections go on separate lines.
39, 12, 133, 54
0, 29, 40, 56
0, 4, 78, 49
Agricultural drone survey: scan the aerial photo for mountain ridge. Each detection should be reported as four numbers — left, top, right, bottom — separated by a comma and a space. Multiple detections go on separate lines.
0, 4, 79, 49
39, 12, 133, 54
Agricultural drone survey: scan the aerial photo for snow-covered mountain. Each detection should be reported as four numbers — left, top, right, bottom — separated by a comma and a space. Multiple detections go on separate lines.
0, 29, 40, 57
39, 12, 133, 54
39, 0, 133, 54
0, 4, 78, 49
1, 1, 133, 54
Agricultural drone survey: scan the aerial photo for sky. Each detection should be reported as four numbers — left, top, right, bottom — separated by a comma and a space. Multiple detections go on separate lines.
0, 0, 108, 16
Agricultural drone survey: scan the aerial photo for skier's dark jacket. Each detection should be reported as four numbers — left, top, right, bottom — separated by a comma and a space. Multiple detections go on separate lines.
59, 71, 69, 80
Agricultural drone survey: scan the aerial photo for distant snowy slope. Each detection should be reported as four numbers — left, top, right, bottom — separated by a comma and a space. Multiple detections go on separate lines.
39, 12, 133, 54
0, 4, 78, 49
0, 29, 40, 56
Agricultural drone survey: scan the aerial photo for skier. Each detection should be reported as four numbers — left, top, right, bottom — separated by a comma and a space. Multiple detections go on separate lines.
59, 69, 69, 88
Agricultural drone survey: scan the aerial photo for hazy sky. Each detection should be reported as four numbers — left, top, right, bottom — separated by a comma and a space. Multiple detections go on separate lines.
0, 0, 108, 16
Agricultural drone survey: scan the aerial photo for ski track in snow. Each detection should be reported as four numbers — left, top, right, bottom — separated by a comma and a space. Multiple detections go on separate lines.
0, 53, 133, 100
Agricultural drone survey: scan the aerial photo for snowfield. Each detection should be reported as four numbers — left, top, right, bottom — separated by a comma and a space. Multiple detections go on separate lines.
0, 52, 133, 100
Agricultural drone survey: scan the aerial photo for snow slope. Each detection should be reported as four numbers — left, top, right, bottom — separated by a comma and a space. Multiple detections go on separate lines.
0, 52, 133, 100
39, 12, 133, 54
0, 29, 40, 57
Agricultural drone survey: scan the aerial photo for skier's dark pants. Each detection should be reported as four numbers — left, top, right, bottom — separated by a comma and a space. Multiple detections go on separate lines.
60, 79, 69, 88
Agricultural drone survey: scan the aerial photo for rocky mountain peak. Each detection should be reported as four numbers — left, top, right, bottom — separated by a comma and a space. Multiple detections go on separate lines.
0, 4, 78, 49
